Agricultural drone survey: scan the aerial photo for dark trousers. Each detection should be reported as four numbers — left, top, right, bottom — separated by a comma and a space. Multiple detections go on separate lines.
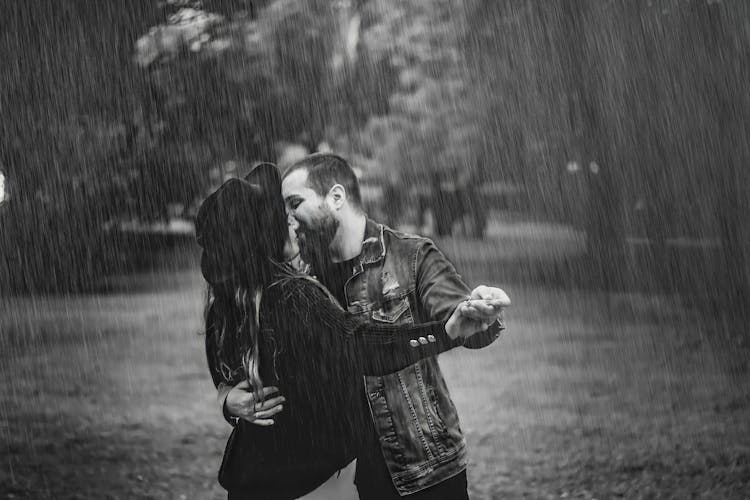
354, 453, 469, 500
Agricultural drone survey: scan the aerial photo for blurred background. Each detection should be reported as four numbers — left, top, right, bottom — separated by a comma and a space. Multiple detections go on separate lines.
1, 1, 748, 498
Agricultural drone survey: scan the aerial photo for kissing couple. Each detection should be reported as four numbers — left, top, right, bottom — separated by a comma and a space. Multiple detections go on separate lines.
197, 153, 510, 499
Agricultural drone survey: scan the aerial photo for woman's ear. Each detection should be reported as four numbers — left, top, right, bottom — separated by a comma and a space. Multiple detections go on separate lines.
327, 184, 346, 210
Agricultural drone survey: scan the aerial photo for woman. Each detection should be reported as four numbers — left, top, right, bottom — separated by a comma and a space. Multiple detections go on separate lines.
197, 163, 489, 499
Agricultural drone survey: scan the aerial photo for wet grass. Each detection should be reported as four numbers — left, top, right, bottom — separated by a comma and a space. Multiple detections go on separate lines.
1, 235, 749, 499
445, 286, 750, 499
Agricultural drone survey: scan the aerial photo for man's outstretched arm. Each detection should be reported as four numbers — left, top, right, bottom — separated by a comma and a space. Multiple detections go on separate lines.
415, 240, 508, 349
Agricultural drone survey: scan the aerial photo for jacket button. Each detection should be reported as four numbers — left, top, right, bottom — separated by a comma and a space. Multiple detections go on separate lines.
418, 336, 428, 345
427, 335, 436, 343
409, 339, 420, 348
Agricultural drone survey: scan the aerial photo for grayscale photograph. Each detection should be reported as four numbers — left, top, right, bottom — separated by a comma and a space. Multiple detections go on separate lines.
1, 1, 748, 498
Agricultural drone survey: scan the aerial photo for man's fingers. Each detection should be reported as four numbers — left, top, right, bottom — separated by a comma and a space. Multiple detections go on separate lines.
461, 304, 503, 322
462, 318, 490, 337
471, 285, 494, 300
465, 295, 510, 311
464, 301, 497, 315
484, 296, 511, 308
258, 386, 281, 398
460, 304, 486, 320
254, 405, 284, 419
476, 293, 510, 307
471, 287, 511, 306
248, 418, 275, 426
234, 380, 252, 390
255, 395, 286, 410
462, 310, 497, 323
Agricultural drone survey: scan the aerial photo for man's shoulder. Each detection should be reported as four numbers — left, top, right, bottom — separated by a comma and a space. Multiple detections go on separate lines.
365, 220, 436, 263
381, 224, 433, 247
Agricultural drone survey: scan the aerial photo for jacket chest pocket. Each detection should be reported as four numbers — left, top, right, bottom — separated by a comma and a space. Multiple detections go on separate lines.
371, 296, 413, 324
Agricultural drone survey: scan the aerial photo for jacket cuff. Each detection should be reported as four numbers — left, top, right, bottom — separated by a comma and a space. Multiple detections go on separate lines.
463, 319, 505, 349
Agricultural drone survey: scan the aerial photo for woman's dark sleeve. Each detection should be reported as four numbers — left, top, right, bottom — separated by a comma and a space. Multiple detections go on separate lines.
272, 278, 465, 376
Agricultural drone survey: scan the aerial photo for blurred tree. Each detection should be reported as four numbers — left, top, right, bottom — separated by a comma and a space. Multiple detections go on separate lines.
554, 0, 625, 291
0, 0, 162, 292
700, 0, 750, 336
349, 0, 478, 179
133, 0, 394, 168
0, 0, 401, 292
339, 0, 491, 234
2, 0, 748, 304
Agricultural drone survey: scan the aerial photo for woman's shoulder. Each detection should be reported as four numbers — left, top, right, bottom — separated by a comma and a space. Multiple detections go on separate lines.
262, 275, 337, 334
266, 274, 328, 305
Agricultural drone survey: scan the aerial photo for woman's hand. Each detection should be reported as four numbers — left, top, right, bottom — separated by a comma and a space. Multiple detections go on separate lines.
224, 381, 286, 426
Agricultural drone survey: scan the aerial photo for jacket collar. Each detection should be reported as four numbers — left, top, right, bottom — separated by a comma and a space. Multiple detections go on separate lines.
357, 218, 386, 269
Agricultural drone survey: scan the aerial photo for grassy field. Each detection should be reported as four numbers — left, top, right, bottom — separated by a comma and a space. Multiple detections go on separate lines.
1, 238, 749, 499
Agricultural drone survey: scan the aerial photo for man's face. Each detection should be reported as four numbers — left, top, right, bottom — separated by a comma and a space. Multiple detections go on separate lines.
282, 169, 339, 266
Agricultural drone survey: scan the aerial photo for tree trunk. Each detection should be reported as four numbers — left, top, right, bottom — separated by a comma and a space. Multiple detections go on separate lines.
707, 2, 750, 340
560, 0, 624, 292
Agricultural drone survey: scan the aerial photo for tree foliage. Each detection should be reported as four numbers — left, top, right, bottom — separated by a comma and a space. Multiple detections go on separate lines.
1, 0, 748, 298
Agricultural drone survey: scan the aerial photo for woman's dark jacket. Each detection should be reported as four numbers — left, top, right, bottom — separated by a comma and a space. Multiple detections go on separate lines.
205, 273, 464, 498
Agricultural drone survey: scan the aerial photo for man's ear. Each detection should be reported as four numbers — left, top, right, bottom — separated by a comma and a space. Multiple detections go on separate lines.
327, 184, 346, 210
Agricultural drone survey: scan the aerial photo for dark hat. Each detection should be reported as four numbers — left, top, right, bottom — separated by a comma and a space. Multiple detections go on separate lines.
195, 163, 286, 285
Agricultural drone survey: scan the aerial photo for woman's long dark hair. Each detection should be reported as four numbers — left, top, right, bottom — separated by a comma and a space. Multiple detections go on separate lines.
204, 252, 304, 400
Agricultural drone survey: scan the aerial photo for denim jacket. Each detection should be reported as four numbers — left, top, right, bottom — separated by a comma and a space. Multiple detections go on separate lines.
333, 220, 503, 495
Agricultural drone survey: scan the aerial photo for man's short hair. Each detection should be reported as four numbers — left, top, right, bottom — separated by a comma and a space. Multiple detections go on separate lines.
283, 153, 363, 208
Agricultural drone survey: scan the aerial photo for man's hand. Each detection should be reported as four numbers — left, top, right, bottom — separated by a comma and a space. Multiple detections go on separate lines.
224, 381, 286, 426
461, 286, 510, 329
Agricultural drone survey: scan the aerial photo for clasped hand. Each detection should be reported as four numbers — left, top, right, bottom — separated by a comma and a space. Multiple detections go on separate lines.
445, 286, 510, 340
224, 381, 286, 426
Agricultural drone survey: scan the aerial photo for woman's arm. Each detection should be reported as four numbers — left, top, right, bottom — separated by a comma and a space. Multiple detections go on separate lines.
205, 317, 285, 426
270, 277, 467, 376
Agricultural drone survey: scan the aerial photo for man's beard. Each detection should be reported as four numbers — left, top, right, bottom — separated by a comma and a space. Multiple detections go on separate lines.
297, 212, 339, 273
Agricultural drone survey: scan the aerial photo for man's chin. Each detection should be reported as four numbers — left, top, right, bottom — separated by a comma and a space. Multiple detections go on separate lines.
299, 247, 321, 267
297, 226, 336, 266
296, 237, 314, 263
299, 243, 328, 270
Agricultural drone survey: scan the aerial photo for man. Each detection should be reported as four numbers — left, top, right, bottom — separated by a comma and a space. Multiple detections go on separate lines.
282, 153, 509, 499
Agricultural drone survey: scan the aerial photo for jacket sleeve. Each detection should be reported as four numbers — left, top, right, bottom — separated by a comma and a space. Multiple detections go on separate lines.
415, 240, 504, 349
274, 277, 465, 376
